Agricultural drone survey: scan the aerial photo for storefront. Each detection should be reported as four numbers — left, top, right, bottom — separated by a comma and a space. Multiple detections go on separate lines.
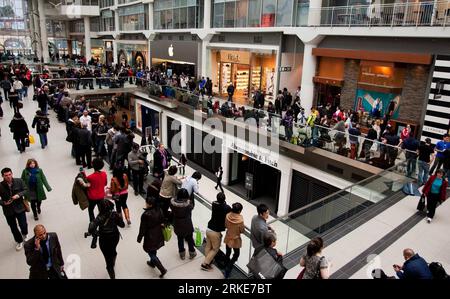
91, 39, 104, 62
209, 47, 277, 102
150, 38, 199, 77
313, 48, 432, 135
135, 99, 161, 144
104, 40, 114, 66
117, 42, 148, 68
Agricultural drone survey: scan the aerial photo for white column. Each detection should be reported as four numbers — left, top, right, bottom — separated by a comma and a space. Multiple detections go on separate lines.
200, 39, 210, 77
148, 2, 154, 30
113, 40, 118, 65
276, 162, 292, 217
181, 123, 189, 156
300, 42, 318, 113
308, 0, 322, 26
204, 0, 212, 29
221, 143, 230, 186
161, 113, 168, 148
84, 17, 92, 64
37, 0, 49, 63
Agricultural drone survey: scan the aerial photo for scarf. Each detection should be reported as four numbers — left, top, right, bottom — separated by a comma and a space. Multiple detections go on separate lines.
160, 149, 167, 168
29, 168, 38, 185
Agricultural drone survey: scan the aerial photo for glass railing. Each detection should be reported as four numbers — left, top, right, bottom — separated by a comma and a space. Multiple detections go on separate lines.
266, 161, 411, 258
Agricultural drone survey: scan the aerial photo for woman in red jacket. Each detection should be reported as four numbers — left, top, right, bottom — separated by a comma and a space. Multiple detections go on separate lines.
422, 169, 448, 223
87, 158, 108, 223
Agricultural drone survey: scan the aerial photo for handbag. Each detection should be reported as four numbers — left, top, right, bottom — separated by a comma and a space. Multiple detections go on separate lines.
162, 225, 172, 242
417, 194, 426, 211
194, 227, 203, 247
247, 249, 287, 279
23, 199, 30, 213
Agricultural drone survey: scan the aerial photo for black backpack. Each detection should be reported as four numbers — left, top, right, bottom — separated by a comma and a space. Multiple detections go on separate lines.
429, 262, 450, 280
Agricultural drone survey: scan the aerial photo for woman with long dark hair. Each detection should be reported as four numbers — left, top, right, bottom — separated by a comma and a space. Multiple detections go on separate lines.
110, 167, 130, 225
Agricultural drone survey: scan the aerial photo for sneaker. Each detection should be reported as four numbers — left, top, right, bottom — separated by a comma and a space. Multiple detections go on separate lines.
15, 242, 23, 251
201, 263, 212, 271
427, 217, 432, 223
189, 251, 197, 259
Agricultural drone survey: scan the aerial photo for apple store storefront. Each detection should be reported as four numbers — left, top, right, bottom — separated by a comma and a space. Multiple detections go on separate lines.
150, 39, 199, 78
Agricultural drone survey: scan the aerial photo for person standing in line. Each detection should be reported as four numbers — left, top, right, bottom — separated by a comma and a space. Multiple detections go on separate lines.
401, 132, 419, 178
9, 112, 29, 153
201, 192, 231, 271
31, 110, 50, 149
170, 188, 197, 260
137, 197, 167, 278
79, 110, 92, 132
86, 158, 108, 223
77, 124, 93, 168
153, 143, 171, 179
299, 237, 330, 279
421, 169, 448, 223
181, 171, 202, 204
250, 204, 273, 250
159, 165, 183, 222
24, 225, 65, 279
88, 199, 125, 279
223, 202, 244, 278
429, 134, 450, 175
215, 166, 224, 193
20, 159, 52, 221
128, 143, 147, 196
0, 167, 28, 251
110, 167, 131, 225
37, 85, 49, 115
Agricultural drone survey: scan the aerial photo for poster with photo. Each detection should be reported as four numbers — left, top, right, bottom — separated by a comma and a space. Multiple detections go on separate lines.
354, 89, 400, 119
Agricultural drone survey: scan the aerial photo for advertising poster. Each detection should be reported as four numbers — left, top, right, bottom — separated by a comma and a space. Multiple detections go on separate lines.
354, 89, 400, 119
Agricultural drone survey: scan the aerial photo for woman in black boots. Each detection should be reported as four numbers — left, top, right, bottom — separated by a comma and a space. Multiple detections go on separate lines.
137, 197, 167, 278
89, 199, 124, 279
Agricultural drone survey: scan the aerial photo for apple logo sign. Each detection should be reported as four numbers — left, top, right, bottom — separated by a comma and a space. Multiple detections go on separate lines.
168, 44, 174, 57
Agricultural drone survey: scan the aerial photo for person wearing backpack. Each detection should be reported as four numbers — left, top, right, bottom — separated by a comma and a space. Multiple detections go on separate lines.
393, 248, 433, 279
31, 110, 50, 149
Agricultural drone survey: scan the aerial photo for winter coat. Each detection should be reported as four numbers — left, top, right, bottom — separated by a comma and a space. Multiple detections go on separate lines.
224, 212, 244, 249
21, 168, 52, 201
207, 201, 231, 232
422, 175, 448, 202
32, 115, 50, 134
396, 254, 433, 279
170, 197, 194, 237
137, 207, 165, 252
71, 173, 89, 210
153, 149, 172, 175
159, 172, 182, 199
9, 116, 29, 139
0, 178, 28, 217
24, 233, 64, 279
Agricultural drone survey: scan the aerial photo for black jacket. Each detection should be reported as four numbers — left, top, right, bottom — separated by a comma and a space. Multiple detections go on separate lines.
76, 127, 92, 147
0, 179, 28, 216
37, 93, 48, 108
24, 233, 64, 279
89, 210, 125, 236
137, 207, 165, 252
170, 198, 194, 237
32, 115, 50, 134
153, 149, 172, 175
9, 116, 29, 139
207, 201, 231, 232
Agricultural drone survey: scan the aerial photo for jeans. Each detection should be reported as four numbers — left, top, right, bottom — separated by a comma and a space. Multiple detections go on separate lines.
148, 250, 161, 265
417, 160, 430, 186
40, 104, 48, 115
131, 169, 144, 193
177, 234, 195, 253
406, 158, 417, 178
5, 212, 28, 243
22, 86, 28, 98
39, 133, 48, 148
3, 88, 9, 101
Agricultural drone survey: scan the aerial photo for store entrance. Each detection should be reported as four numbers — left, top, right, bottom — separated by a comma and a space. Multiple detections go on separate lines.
220, 63, 250, 104
228, 152, 280, 214
316, 83, 341, 108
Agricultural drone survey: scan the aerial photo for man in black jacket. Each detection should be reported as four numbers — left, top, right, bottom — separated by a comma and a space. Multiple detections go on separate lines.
201, 192, 231, 271
24, 225, 65, 279
77, 124, 93, 168
0, 167, 28, 251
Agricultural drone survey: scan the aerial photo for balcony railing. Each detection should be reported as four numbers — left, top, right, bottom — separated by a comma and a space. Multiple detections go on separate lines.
315, 1, 450, 27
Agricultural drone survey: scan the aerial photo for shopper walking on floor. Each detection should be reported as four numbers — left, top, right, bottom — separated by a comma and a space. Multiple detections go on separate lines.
215, 166, 224, 193
86, 158, 108, 222
110, 167, 131, 225
9, 112, 29, 153
417, 138, 434, 186
31, 110, 50, 149
128, 143, 147, 196
201, 192, 231, 271
223, 202, 244, 278
137, 196, 167, 278
421, 169, 448, 223
88, 199, 125, 279
20, 159, 52, 221
0, 167, 28, 251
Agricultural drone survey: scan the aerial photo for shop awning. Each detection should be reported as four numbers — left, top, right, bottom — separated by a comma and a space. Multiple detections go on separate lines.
312, 48, 432, 65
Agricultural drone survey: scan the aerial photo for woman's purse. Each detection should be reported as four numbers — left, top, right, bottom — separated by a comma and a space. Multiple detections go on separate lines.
417, 194, 426, 211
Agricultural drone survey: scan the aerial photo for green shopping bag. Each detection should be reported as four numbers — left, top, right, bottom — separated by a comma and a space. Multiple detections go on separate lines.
162, 225, 172, 242
194, 227, 203, 247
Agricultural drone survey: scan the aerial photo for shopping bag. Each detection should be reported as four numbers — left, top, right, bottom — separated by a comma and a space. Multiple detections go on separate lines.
23, 199, 30, 213
29, 134, 35, 144
194, 227, 203, 247
247, 248, 287, 279
162, 225, 172, 242
417, 194, 426, 211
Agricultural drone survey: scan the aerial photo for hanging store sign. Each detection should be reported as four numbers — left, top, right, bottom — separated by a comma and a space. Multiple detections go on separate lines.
220, 50, 250, 65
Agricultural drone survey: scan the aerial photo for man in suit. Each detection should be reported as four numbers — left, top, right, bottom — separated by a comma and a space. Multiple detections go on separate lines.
24, 225, 65, 279
0, 167, 28, 251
